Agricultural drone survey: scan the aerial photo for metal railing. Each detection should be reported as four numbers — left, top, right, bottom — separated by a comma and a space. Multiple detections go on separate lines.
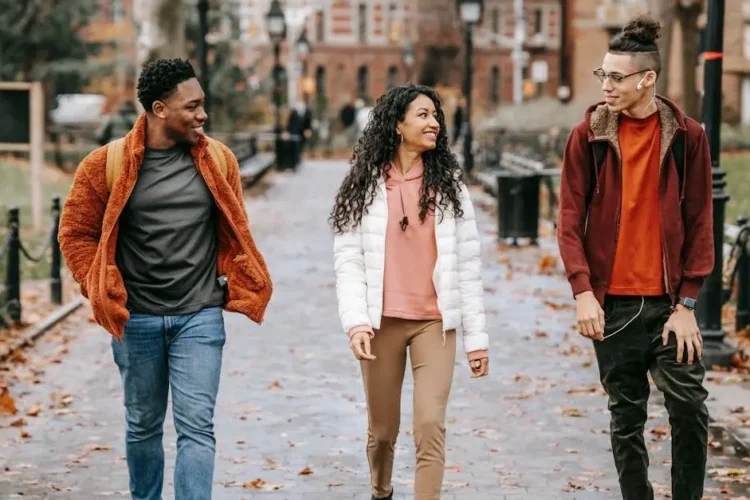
724, 217, 750, 332
0, 197, 63, 328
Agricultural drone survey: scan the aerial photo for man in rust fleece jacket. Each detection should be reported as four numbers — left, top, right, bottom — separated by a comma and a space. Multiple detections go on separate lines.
59, 58, 272, 500
557, 17, 713, 500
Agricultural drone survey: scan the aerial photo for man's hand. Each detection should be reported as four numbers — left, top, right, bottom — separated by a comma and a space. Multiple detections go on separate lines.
662, 305, 702, 364
349, 331, 376, 361
468, 356, 489, 378
576, 291, 605, 341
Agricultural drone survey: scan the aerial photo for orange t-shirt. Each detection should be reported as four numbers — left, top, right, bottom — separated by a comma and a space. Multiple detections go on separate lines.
608, 111, 665, 296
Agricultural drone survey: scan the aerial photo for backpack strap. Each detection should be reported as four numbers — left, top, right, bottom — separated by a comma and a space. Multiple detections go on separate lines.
105, 137, 228, 195
105, 137, 126, 194
206, 137, 228, 179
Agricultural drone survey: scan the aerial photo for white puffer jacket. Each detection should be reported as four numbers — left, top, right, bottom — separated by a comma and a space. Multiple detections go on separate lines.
333, 178, 488, 354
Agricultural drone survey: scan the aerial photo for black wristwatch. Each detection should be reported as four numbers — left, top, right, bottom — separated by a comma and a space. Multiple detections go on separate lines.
677, 297, 697, 310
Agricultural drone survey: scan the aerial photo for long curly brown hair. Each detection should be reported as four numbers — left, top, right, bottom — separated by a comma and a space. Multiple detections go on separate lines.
329, 85, 464, 234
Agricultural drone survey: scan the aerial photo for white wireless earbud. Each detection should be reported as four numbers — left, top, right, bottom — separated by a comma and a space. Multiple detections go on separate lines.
636, 75, 646, 91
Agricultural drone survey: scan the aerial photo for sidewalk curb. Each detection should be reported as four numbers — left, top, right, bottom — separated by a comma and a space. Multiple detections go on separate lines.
0, 295, 85, 363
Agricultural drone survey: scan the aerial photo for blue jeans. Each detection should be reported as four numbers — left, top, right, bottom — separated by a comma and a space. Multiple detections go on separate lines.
111, 307, 226, 500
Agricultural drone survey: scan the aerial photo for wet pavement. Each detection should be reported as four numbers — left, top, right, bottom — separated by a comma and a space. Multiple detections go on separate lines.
0, 160, 748, 499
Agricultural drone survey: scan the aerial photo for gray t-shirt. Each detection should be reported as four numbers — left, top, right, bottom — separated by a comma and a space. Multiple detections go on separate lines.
116, 145, 225, 315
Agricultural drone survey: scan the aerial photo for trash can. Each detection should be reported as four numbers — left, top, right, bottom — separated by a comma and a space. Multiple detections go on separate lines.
496, 171, 541, 245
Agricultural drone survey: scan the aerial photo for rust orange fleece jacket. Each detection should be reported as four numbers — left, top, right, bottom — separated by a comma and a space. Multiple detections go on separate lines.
59, 114, 273, 340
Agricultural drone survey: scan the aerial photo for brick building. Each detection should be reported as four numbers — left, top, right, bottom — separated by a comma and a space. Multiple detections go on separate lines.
568, 0, 749, 124
242, 0, 565, 117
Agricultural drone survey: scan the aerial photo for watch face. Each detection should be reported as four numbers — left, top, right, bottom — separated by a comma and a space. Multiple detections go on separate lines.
680, 298, 696, 309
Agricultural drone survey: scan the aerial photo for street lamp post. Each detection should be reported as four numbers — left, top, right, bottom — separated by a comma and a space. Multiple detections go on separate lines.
197, 0, 211, 132
266, 0, 286, 164
402, 43, 415, 83
457, 0, 483, 175
697, 0, 736, 368
296, 29, 311, 82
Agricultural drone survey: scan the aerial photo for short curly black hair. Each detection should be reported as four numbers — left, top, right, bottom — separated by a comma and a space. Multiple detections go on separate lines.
137, 58, 197, 112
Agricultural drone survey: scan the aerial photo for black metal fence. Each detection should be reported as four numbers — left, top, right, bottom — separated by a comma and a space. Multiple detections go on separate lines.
725, 217, 750, 333
0, 197, 63, 328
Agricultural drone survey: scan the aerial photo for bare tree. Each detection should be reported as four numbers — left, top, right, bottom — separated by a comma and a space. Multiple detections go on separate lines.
647, 0, 676, 96
677, 0, 703, 118
134, 0, 186, 67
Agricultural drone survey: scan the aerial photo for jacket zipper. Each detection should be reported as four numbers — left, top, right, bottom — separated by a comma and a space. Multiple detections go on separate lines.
604, 140, 622, 292
659, 134, 678, 301
99, 172, 138, 337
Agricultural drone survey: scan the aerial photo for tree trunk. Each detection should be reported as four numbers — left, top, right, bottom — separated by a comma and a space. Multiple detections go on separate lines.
134, 0, 186, 68
678, 2, 703, 119
647, 0, 676, 96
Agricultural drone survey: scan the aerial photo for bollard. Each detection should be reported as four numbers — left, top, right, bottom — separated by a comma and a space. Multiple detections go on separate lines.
735, 216, 750, 332
51, 196, 63, 305
6, 207, 21, 323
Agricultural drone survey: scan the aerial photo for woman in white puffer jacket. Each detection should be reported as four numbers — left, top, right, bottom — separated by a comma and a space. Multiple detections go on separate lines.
330, 85, 489, 500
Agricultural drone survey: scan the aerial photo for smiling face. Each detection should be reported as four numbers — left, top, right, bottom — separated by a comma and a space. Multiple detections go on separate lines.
151, 77, 208, 146
599, 52, 657, 114
396, 93, 440, 153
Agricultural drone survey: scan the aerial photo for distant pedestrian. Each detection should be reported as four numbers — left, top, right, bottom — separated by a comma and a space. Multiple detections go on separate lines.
330, 84, 489, 500
339, 97, 357, 147
452, 100, 464, 146
286, 98, 312, 164
59, 58, 273, 500
557, 17, 713, 500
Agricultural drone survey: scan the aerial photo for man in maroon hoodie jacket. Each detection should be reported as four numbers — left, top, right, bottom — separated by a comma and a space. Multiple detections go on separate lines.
557, 17, 713, 500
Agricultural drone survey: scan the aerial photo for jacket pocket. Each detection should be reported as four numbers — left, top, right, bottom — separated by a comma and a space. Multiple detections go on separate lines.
229, 254, 265, 292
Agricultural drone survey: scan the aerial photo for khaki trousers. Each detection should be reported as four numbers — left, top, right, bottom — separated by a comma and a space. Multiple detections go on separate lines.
360, 317, 456, 500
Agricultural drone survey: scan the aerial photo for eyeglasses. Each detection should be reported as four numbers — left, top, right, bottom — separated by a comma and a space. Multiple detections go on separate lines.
593, 68, 650, 85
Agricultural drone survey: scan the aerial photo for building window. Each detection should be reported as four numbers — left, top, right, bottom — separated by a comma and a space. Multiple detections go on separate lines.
490, 66, 500, 104
357, 65, 369, 98
533, 8, 544, 35
358, 3, 367, 43
315, 65, 326, 100
388, 4, 398, 44
387, 66, 398, 89
491, 7, 501, 35
315, 10, 325, 43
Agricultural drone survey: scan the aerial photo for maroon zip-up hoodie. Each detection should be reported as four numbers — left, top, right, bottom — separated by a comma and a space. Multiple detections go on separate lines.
557, 96, 714, 306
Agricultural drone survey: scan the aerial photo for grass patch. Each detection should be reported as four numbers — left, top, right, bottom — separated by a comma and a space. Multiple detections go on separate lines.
0, 161, 73, 284
722, 153, 750, 224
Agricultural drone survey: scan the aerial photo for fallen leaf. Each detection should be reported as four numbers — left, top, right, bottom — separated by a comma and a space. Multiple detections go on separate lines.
534, 331, 549, 339
10, 418, 27, 427
19, 430, 31, 439
560, 408, 585, 418
83, 444, 112, 452
241, 478, 283, 491
298, 466, 313, 476
267, 380, 283, 391
25, 405, 41, 417
0, 387, 18, 416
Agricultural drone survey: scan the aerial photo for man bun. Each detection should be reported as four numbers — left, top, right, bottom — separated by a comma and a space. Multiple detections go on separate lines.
609, 16, 661, 53
621, 16, 661, 47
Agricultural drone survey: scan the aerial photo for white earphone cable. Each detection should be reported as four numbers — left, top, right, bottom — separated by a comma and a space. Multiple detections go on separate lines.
602, 296, 645, 340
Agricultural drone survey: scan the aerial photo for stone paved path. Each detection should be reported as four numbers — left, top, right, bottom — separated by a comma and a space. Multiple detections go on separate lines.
0, 160, 748, 499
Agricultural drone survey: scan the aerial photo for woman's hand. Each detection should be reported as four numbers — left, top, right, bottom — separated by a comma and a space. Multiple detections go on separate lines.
468, 355, 489, 378
349, 331, 376, 361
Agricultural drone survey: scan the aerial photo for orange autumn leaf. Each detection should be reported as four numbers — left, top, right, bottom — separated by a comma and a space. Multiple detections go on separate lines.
298, 466, 313, 476
0, 387, 18, 416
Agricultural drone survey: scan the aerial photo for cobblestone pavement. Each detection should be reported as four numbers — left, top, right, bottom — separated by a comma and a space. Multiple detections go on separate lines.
1, 160, 748, 500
